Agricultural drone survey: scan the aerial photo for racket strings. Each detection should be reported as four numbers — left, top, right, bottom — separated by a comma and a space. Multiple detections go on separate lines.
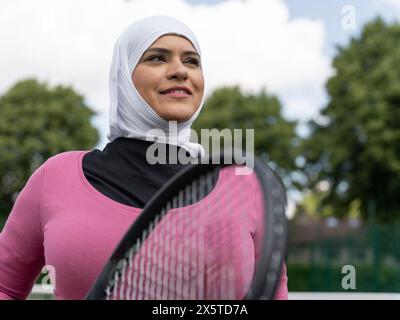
111, 197, 249, 299
107, 166, 260, 300
113, 174, 253, 299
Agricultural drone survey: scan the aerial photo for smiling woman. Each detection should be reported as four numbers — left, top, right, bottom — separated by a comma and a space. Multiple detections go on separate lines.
0, 15, 288, 300
106, 15, 206, 158
132, 34, 205, 123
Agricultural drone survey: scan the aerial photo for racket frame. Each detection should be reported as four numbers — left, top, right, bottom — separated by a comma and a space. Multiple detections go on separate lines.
86, 151, 287, 300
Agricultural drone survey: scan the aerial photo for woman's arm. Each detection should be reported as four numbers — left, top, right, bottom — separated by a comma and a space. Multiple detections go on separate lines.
0, 165, 46, 300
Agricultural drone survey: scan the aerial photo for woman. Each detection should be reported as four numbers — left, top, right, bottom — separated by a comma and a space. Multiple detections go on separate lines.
0, 15, 288, 300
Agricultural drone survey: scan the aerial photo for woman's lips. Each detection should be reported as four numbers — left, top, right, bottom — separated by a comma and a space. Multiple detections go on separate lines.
160, 92, 191, 99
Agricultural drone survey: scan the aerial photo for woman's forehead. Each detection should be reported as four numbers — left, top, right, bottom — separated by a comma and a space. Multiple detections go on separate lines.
148, 34, 197, 52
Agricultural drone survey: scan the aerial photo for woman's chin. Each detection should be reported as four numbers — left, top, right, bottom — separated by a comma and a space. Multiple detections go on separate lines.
163, 114, 193, 123
159, 107, 197, 123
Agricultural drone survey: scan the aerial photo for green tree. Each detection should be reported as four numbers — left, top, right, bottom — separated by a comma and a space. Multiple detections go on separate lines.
302, 17, 400, 221
192, 85, 299, 186
294, 187, 362, 220
0, 79, 99, 218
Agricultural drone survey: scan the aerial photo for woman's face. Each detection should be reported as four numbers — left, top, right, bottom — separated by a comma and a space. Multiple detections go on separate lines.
132, 34, 204, 123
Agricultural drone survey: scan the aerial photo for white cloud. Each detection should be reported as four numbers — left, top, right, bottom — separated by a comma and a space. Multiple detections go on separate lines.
383, 0, 400, 7
381, 0, 400, 15
0, 0, 332, 148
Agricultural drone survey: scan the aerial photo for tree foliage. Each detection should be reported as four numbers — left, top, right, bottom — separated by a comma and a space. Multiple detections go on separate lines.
192, 85, 299, 186
302, 17, 400, 221
0, 79, 99, 216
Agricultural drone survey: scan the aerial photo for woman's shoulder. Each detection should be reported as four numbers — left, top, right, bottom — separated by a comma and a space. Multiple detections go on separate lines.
42, 150, 88, 171
33, 150, 90, 188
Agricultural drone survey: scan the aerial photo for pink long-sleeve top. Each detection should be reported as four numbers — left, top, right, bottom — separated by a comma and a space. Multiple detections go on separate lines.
0, 150, 288, 300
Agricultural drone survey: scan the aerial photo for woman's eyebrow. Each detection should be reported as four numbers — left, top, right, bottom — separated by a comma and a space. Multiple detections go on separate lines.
144, 47, 200, 58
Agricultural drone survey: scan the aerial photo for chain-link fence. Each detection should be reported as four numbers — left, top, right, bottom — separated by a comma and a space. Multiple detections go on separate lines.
287, 222, 400, 292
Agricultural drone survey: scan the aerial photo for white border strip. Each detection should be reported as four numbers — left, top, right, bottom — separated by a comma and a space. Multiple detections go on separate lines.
289, 292, 400, 300
29, 286, 400, 300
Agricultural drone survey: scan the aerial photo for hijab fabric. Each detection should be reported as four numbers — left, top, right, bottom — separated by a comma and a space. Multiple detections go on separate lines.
107, 15, 205, 158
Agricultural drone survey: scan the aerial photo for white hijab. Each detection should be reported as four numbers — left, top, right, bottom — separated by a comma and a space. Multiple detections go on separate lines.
107, 15, 205, 158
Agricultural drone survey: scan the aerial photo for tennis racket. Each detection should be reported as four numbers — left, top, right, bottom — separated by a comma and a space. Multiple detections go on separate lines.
86, 150, 287, 300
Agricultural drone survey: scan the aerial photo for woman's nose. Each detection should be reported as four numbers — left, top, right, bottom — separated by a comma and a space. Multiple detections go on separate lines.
166, 59, 188, 81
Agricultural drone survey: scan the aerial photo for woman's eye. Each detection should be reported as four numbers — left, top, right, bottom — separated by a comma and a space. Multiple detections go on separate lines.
186, 58, 200, 66
146, 55, 200, 66
148, 55, 165, 62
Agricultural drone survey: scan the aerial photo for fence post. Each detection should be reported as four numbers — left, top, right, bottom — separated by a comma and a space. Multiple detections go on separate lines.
368, 198, 380, 291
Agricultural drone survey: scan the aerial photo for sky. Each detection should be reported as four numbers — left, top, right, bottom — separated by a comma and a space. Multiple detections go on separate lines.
0, 0, 399, 150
